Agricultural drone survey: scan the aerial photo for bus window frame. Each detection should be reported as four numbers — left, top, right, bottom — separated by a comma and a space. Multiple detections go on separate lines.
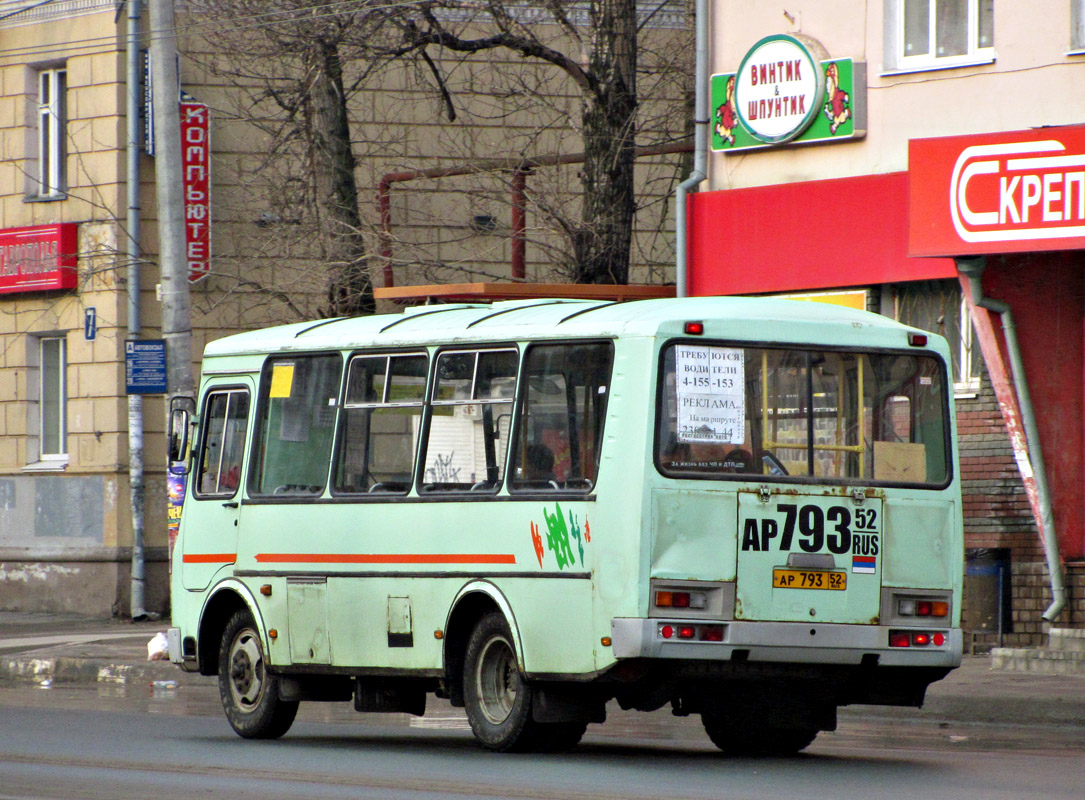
331, 348, 430, 498
418, 344, 520, 495
653, 337, 955, 490
507, 338, 615, 496
246, 350, 344, 502
192, 384, 250, 501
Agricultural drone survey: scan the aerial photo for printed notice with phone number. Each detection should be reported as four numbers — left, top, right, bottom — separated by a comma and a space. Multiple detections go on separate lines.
675, 345, 745, 444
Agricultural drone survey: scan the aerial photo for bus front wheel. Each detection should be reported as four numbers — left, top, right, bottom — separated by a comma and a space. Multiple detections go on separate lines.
462, 612, 585, 752
701, 713, 817, 756
218, 608, 298, 739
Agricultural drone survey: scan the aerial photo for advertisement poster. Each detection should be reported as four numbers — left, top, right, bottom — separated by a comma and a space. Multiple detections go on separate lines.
675, 345, 745, 444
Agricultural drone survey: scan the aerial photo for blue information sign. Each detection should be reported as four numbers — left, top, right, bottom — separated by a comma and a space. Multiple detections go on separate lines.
126, 339, 167, 394
84, 307, 97, 341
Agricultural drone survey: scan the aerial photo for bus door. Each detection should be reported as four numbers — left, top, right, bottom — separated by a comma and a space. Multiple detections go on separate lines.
181, 379, 253, 591
735, 488, 882, 624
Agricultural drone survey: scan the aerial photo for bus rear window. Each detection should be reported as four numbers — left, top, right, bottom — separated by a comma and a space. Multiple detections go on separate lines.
656, 343, 950, 486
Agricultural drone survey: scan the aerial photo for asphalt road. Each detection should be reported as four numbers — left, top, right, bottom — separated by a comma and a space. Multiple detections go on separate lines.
0, 682, 1081, 800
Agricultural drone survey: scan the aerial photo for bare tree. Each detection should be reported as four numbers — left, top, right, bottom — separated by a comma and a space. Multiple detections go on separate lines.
188, 0, 383, 318
394, 1, 644, 285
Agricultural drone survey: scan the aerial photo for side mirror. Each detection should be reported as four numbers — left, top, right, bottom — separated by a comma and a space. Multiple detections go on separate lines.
168, 396, 196, 466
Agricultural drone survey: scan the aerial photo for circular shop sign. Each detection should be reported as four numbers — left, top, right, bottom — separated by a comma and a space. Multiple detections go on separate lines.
734, 34, 825, 144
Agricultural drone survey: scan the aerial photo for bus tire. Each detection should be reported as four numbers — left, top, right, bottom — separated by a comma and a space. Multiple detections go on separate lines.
218, 608, 298, 739
701, 713, 817, 756
464, 611, 586, 752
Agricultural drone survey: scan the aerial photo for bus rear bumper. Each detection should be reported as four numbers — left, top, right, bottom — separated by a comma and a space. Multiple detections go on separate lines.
610, 618, 962, 669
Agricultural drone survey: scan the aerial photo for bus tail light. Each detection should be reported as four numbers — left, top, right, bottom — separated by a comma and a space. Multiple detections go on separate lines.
658, 623, 727, 642
897, 597, 950, 618
889, 630, 947, 647
684, 321, 704, 335
699, 625, 724, 642
655, 590, 706, 609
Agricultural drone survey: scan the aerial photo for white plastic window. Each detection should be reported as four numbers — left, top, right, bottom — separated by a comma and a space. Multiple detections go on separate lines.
39, 336, 67, 458
1073, 0, 1085, 51
36, 67, 67, 197
885, 0, 994, 72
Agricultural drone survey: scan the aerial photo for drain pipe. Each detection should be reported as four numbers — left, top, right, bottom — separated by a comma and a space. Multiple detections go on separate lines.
675, 0, 708, 298
956, 256, 1066, 622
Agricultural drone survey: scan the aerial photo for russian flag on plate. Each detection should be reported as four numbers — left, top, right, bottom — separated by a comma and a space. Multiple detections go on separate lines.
852, 555, 876, 574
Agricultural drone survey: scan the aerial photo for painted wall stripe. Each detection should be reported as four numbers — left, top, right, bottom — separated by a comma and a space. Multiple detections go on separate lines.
254, 553, 517, 565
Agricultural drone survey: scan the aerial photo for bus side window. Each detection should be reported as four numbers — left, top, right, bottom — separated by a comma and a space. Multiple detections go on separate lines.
333, 353, 427, 495
510, 341, 614, 492
422, 349, 517, 492
249, 354, 342, 497
194, 389, 249, 497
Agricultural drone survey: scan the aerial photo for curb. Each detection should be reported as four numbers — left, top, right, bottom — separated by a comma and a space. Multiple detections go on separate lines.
0, 655, 202, 688
3, 654, 1084, 730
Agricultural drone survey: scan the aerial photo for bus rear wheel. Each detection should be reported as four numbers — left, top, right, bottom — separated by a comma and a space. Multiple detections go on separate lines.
218, 608, 298, 739
463, 612, 586, 752
701, 713, 817, 756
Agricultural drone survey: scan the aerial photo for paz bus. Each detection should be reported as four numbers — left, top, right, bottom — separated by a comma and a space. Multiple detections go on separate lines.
166, 296, 963, 754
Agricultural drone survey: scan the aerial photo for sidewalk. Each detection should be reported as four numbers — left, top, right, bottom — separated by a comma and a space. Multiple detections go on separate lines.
1, 612, 1083, 728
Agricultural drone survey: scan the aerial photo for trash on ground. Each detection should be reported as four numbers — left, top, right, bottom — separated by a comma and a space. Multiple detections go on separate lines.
147, 631, 169, 661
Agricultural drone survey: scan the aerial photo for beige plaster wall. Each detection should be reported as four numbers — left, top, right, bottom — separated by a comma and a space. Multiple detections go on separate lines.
709, 0, 1085, 191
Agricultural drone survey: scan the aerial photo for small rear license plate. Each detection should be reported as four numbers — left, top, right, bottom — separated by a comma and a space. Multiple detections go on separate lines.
772, 569, 847, 591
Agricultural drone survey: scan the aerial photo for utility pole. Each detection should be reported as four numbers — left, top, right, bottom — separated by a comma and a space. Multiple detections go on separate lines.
149, 0, 195, 621
125, 0, 147, 619
149, 0, 195, 403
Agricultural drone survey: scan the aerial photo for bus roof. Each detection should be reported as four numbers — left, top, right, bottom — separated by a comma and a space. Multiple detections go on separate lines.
202, 296, 941, 358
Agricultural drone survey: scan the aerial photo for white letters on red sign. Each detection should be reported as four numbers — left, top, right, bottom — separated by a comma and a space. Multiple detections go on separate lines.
950, 139, 1085, 243
180, 102, 211, 282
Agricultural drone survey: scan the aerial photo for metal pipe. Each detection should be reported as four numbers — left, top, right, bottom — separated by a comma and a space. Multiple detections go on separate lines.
125, 0, 147, 620
510, 169, 527, 280
674, 0, 709, 298
956, 256, 1066, 622
375, 141, 692, 288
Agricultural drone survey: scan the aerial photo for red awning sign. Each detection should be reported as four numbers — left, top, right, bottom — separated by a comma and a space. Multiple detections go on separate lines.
910, 125, 1085, 256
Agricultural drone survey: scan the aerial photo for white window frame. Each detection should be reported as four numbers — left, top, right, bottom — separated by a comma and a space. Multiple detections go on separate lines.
955, 295, 981, 396
25, 334, 68, 469
1072, 0, 1085, 54
883, 0, 995, 74
35, 66, 67, 198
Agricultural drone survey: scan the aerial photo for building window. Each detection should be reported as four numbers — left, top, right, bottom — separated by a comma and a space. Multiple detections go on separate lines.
1073, 0, 1085, 52
892, 281, 981, 396
25, 335, 68, 467
955, 295, 981, 394
35, 67, 67, 198
885, 0, 994, 72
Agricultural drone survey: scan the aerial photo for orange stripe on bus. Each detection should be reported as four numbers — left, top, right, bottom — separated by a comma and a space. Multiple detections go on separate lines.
182, 553, 237, 563
254, 553, 517, 565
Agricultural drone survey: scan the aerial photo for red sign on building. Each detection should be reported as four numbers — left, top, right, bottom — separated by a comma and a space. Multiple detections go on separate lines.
910, 124, 1085, 257
0, 223, 78, 295
181, 101, 211, 282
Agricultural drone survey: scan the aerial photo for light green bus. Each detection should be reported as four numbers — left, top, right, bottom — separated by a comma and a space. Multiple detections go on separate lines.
166, 296, 963, 754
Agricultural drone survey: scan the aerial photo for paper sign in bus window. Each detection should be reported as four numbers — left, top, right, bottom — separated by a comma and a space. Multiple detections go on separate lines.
675, 345, 745, 444
269, 363, 295, 399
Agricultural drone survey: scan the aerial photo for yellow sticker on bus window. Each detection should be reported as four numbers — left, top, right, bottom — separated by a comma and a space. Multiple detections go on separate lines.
269, 364, 295, 398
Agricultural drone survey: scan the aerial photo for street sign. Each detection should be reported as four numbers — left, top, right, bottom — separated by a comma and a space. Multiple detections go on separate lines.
84, 307, 96, 340
125, 339, 167, 394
